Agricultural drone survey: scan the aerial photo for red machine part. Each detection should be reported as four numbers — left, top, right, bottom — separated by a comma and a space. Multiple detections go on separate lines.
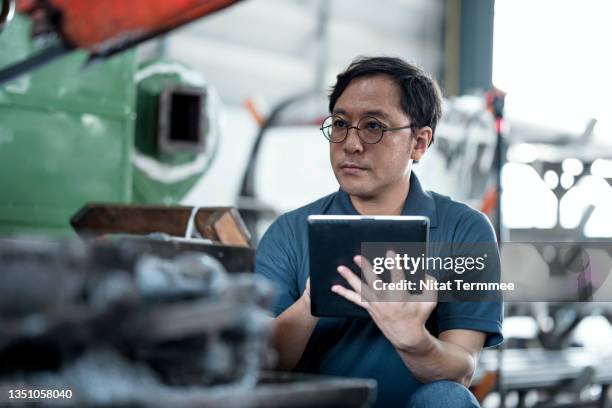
16, 0, 240, 53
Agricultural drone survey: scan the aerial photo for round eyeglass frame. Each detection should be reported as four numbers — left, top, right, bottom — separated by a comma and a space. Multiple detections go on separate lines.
320, 114, 417, 144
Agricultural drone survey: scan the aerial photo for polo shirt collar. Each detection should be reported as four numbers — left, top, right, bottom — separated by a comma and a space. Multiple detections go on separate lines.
334, 171, 438, 228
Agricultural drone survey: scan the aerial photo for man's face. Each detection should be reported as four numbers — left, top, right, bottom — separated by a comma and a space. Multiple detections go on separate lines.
330, 74, 426, 199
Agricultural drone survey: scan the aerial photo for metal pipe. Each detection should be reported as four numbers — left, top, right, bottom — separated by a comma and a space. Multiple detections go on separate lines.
314, 0, 330, 92
0, 0, 15, 32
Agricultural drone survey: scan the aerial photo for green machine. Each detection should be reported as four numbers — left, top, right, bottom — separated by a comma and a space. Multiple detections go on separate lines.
0, 16, 219, 236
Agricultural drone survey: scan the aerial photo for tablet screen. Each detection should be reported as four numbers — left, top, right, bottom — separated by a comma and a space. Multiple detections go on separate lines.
308, 215, 429, 318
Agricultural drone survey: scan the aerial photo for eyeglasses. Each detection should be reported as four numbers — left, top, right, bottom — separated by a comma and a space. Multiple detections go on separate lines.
320, 115, 416, 145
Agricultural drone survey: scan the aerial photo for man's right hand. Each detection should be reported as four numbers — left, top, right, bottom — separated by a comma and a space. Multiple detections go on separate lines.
301, 277, 311, 306
272, 277, 319, 370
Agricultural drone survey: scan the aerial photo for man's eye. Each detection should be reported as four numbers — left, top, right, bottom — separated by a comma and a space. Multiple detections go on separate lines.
364, 121, 384, 130
332, 119, 348, 128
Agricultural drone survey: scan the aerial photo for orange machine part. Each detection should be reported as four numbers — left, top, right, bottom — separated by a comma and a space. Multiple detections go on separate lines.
470, 371, 498, 402
480, 185, 498, 217
17, 0, 239, 52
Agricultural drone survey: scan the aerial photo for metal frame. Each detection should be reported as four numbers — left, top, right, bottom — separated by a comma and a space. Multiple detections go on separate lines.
158, 84, 207, 154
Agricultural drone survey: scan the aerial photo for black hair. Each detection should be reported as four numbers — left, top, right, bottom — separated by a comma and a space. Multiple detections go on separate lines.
328, 56, 442, 145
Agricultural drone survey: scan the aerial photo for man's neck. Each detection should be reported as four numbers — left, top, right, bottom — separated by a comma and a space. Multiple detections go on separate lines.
349, 175, 411, 216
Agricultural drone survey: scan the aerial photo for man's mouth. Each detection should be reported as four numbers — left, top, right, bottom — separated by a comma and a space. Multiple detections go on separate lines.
339, 163, 368, 174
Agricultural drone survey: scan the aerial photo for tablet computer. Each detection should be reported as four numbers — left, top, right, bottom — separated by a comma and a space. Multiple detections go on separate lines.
308, 215, 429, 318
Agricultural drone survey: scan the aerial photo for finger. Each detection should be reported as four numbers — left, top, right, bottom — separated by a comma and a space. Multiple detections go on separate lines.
337, 265, 365, 295
385, 250, 405, 284
416, 273, 438, 303
354, 255, 375, 288
331, 285, 370, 310
383, 250, 408, 302
337, 265, 375, 301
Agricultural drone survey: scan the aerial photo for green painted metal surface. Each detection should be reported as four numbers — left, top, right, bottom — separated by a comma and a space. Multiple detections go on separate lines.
131, 61, 219, 205
0, 15, 136, 236
0, 17, 216, 236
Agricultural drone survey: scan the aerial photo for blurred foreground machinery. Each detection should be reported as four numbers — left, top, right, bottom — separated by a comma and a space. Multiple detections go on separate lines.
0, 239, 376, 407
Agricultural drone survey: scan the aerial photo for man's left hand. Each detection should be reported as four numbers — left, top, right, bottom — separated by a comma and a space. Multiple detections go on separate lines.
331, 251, 438, 352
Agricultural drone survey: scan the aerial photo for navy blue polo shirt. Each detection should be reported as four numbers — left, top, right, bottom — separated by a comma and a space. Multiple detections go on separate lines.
255, 172, 503, 407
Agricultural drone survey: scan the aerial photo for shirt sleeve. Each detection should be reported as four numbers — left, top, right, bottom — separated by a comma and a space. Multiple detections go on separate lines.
436, 209, 504, 348
255, 214, 300, 316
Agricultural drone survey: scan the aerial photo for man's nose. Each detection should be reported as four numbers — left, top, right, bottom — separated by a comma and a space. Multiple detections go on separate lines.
342, 127, 364, 154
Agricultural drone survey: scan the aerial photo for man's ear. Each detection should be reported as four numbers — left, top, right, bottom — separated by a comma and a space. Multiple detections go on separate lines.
410, 126, 433, 161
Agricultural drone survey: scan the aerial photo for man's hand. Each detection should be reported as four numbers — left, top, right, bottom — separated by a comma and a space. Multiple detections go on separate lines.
272, 277, 318, 370
330, 250, 485, 386
331, 251, 437, 352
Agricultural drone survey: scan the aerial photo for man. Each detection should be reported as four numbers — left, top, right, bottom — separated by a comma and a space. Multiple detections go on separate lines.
256, 56, 503, 407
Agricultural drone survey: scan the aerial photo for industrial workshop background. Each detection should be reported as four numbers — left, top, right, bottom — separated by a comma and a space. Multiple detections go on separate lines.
0, 0, 611, 407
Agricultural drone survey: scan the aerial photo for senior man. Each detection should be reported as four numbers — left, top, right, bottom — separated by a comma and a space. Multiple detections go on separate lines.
256, 56, 502, 407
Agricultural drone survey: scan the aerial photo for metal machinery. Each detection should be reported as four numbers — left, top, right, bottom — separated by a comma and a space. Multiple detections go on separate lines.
131, 59, 221, 205
437, 99, 612, 406
0, 11, 223, 235
0, 1, 376, 406
0, 14, 138, 236
0, 237, 375, 407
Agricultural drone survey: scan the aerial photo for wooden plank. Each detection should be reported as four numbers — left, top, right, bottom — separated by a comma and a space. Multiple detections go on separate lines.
205, 209, 250, 247
71, 203, 251, 247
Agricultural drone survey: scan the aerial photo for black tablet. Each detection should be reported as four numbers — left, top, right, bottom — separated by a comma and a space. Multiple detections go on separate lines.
308, 215, 429, 318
